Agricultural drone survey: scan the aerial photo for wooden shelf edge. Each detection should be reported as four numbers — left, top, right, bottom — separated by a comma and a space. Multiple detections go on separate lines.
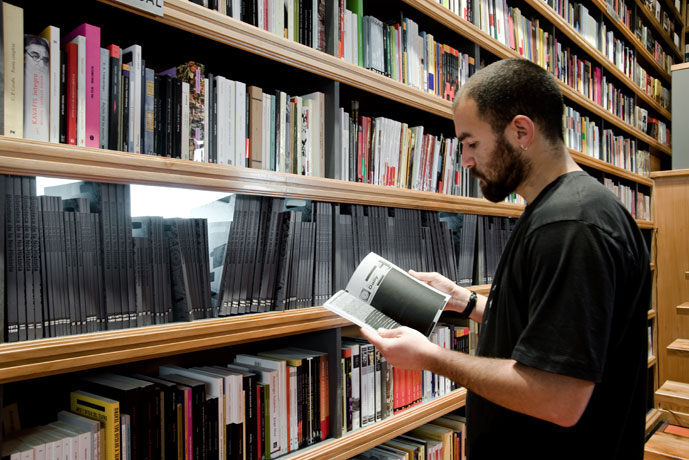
633, 0, 683, 61
646, 408, 664, 434
637, 219, 655, 229
652, 169, 689, 179
527, 0, 673, 89
99, 0, 672, 154
0, 307, 351, 384
406, 0, 673, 152
0, 137, 526, 216
649, 309, 657, 319
649, 355, 658, 367
569, 150, 654, 185
291, 389, 467, 460
99, 0, 453, 120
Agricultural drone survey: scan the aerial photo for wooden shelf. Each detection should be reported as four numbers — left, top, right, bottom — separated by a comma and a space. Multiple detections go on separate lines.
289, 389, 466, 460
637, 219, 655, 229
667, 338, 689, 354
633, 0, 684, 61
650, 355, 658, 367
657, 380, 689, 406
402, 0, 672, 155
0, 307, 352, 384
647, 408, 664, 434
527, 0, 673, 95
99, 0, 672, 157
98, 0, 452, 119
650, 309, 657, 319
676, 302, 689, 314
645, 430, 689, 460
568, 149, 654, 186
0, 137, 525, 216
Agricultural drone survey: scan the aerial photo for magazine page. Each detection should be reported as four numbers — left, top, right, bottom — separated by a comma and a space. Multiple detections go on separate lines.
324, 252, 450, 337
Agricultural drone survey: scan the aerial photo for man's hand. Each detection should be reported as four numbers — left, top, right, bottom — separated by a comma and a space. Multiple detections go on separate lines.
360, 326, 441, 371
410, 270, 485, 323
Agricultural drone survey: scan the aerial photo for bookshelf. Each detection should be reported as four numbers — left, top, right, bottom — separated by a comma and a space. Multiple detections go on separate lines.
1, 0, 669, 455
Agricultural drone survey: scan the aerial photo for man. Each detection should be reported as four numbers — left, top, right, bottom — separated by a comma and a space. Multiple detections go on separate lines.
361, 58, 650, 459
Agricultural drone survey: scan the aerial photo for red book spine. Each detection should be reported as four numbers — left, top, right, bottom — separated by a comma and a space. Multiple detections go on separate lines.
65, 42, 78, 145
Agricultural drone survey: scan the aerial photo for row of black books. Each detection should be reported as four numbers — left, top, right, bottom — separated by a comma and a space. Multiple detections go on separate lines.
209, 195, 515, 318
1, 176, 212, 342
2, 177, 513, 341
3, 347, 330, 460
340, 326, 471, 436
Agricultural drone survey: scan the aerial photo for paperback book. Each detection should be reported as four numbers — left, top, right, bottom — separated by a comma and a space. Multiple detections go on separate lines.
324, 252, 450, 337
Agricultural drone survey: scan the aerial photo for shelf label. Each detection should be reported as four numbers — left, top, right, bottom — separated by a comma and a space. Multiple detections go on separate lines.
114, 0, 164, 16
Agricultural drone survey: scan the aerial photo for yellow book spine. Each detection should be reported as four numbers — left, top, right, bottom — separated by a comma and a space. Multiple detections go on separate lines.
70, 391, 121, 460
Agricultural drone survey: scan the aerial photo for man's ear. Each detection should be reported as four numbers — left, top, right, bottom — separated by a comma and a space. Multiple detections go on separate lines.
509, 115, 534, 150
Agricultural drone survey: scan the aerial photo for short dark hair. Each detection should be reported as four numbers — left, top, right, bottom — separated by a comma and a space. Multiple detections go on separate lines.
457, 58, 564, 144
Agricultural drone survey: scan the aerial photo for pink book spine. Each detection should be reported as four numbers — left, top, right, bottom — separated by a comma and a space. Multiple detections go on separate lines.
63, 24, 101, 148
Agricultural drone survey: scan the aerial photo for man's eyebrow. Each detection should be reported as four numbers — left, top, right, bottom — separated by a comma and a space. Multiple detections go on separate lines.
458, 132, 471, 142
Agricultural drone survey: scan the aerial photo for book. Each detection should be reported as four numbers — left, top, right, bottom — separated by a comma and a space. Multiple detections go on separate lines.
39, 25, 61, 143
57, 410, 103, 460
70, 390, 121, 460
63, 24, 101, 148
69, 34, 86, 147
3, 2, 23, 138
324, 251, 450, 337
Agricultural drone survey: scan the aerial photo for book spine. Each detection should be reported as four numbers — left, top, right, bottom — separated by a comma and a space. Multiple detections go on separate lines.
100, 48, 110, 149
23, 35, 50, 142
3, 3, 24, 138
63, 24, 101, 148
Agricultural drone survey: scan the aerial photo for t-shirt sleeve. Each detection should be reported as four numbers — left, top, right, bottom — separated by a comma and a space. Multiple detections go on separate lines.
511, 220, 617, 382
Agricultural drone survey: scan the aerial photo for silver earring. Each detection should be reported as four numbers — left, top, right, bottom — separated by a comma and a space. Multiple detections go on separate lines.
520, 144, 528, 151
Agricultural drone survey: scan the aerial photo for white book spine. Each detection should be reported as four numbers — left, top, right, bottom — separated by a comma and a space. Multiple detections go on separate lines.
122, 45, 142, 153
72, 36, 87, 147
23, 35, 50, 142
40, 26, 61, 143
262, 94, 271, 170
227, 78, 236, 166
201, 77, 209, 162
99, 48, 109, 149
235, 81, 247, 168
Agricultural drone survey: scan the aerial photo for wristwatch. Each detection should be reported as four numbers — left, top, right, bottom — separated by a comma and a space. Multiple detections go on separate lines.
459, 290, 477, 319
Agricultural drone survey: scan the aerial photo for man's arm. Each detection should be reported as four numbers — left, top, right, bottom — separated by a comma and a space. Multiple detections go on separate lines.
361, 326, 594, 427
409, 270, 487, 323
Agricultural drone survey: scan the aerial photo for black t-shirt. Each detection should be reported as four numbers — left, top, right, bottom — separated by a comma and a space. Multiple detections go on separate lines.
465, 171, 650, 459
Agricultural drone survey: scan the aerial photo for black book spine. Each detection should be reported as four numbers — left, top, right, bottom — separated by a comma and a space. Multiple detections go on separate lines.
153, 75, 162, 157
109, 52, 121, 151
123, 185, 137, 327
107, 184, 124, 328
173, 78, 183, 159
163, 75, 173, 157
15, 178, 27, 341
59, 50, 68, 144
4, 177, 16, 342
166, 219, 190, 322
207, 72, 216, 164
73, 211, 89, 335
28, 178, 43, 339
121, 67, 131, 152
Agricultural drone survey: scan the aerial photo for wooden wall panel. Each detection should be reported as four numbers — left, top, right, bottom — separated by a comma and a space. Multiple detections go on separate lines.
653, 170, 689, 385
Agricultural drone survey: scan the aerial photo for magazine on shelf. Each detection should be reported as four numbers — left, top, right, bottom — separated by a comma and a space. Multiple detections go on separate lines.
324, 252, 450, 337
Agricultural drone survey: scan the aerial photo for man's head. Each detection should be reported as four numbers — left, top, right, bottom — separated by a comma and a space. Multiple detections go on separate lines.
453, 58, 566, 202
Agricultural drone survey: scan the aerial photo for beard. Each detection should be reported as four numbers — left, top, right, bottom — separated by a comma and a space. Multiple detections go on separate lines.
471, 133, 531, 203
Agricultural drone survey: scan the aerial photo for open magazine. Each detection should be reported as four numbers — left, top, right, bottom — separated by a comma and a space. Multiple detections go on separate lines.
324, 252, 451, 337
